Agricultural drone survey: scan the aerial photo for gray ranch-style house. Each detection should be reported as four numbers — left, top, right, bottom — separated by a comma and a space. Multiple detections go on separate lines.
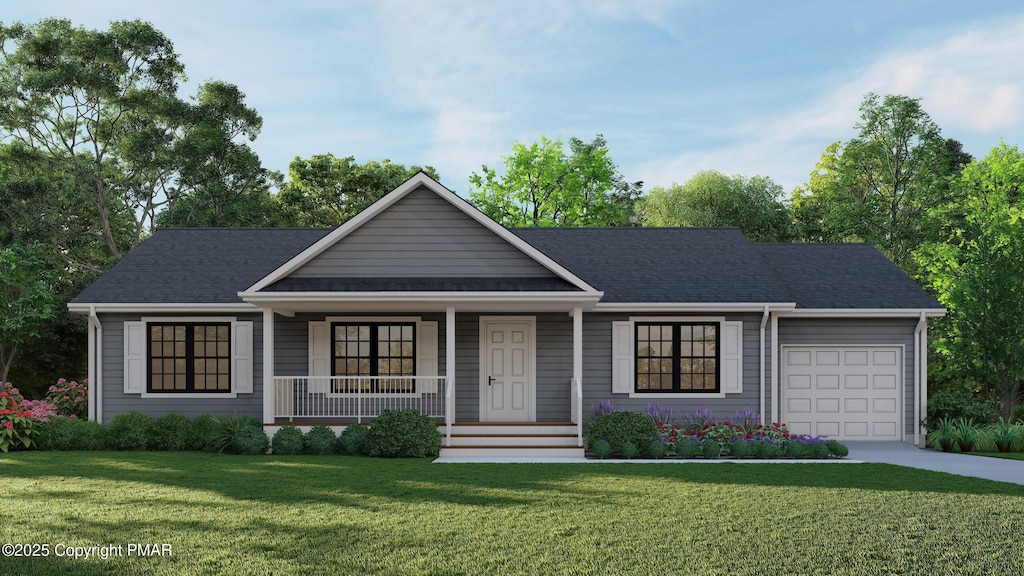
69, 173, 944, 457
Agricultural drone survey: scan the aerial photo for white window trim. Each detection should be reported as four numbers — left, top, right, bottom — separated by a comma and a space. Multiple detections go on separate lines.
321, 316, 428, 398
139, 316, 242, 399
625, 316, 732, 399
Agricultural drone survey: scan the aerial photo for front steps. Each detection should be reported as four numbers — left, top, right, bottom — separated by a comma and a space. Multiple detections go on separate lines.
440, 422, 585, 458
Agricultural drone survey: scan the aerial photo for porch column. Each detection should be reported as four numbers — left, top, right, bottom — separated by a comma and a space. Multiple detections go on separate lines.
445, 307, 456, 444
262, 307, 275, 424
572, 306, 583, 441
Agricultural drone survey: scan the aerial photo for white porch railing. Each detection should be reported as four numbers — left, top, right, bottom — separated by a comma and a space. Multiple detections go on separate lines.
571, 377, 583, 447
273, 376, 447, 423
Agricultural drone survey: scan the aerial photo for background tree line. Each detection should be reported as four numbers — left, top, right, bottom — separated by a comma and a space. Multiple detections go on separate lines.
1, 18, 1021, 419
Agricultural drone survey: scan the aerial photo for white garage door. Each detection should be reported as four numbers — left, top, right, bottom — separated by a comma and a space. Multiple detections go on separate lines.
781, 346, 902, 441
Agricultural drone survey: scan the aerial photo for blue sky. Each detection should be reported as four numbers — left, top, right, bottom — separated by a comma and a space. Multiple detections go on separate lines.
6, 1, 1024, 194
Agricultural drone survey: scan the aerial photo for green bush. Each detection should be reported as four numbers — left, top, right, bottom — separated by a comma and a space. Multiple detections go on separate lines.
586, 411, 658, 457
811, 442, 830, 459
591, 439, 612, 459
107, 411, 155, 450
231, 424, 269, 455
786, 441, 807, 459
338, 424, 370, 455
646, 440, 666, 459
192, 414, 222, 450
753, 438, 781, 459
271, 426, 304, 455
926, 390, 997, 430
984, 418, 1024, 452
825, 439, 848, 458
36, 417, 106, 451
1012, 404, 1024, 425
953, 418, 982, 452
303, 425, 338, 455
727, 438, 750, 458
366, 409, 442, 458
620, 441, 638, 459
700, 439, 720, 459
210, 414, 261, 453
675, 437, 698, 459
926, 418, 957, 452
150, 413, 203, 451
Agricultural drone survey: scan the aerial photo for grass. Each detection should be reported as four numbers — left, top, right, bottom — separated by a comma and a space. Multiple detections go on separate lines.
1, 453, 1022, 575
968, 451, 1024, 461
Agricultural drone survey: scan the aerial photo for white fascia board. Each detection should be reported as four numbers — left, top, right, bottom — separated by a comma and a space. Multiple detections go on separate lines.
68, 302, 259, 314
592, 302, 797, 313
244, 172, 600, 295
239, 291, 603, 304
776, 308, 947, 318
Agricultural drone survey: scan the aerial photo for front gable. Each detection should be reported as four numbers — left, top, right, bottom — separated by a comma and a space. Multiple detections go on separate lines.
244, 173, 599, 295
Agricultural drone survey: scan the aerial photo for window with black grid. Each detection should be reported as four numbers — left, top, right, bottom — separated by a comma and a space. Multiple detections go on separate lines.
635, 322, 719, 393
332, 323, 415, 393
148, 323, 230, 393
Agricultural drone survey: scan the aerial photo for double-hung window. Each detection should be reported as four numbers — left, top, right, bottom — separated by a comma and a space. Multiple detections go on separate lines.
331, 323, 416, 393
635, 322, 719, 393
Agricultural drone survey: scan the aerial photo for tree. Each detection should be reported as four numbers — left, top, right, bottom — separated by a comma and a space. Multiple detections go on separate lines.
916, 143, 1024, 419
156, 81, 281, 228
636, 170, 794, 241
0, 245, 57, 384
277, 155, 439, 227
468, 135, 642, 227
0, 18, 189, 264
791, 93, 962, 272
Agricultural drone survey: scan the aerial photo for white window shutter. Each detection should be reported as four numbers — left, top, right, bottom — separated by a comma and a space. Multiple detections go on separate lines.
417, 321, 439, 393
308, 321, 330, 393
123, 321, 145, 394
232, 321, 253, 394
611, 321, 633, 394
720, 320, 744, 394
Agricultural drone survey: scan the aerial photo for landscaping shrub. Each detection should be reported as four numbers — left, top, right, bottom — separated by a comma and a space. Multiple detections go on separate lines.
984, 418, 1023, 453
675, 436, 699, 458
826, 439, 849, 458
586, 410, 658, 456
953, 418, 982, 452
1012, 404, 1024, 425
366, 409, 442, 458
271, 426, 304, 455
45, 378, 88, 419
106, 411, 154, 450
338, 424, 370, 455
620, 441, 638, 459
700, 438, 721, 458
786, 441, 807, 459
150, 413, 204, 451
811, 442, 830, 459
21, 399, 59, 423
590, 439, 612, 459
231, 424, 269, 455
646, 440, 666, 459
36, 417, 106, 451
752, 438, 781, 459
727, 437, 750, 458
926, 418, 957, 452
0, 389, 36, 451
303, 425, 338, 455
209, 414, 261, 453
192, 414, 221, 450
926, 390, 997, 430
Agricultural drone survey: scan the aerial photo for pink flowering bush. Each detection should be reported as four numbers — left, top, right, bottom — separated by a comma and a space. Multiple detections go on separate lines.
45, 378, 88, 419
21, 399, 59, 423
0, 390, 36, 451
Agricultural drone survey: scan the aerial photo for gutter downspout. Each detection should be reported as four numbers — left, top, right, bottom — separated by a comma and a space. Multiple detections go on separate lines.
88, 307, 103, 423
913, 311, 926, 446
760, 305, 769, 426
770, 312, 779, 424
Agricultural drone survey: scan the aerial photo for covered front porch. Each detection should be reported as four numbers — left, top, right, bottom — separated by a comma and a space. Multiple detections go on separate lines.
256, 300, 591, 452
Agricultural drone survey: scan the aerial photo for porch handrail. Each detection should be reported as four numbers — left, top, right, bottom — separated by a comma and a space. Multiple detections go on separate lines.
273, 376, 446, 424
573, 377, 583, 447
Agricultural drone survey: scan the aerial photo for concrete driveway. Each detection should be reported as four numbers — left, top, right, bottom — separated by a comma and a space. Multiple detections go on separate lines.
846, 441, 1024, 486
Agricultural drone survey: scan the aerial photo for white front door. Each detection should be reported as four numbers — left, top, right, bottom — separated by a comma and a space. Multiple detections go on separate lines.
480, 317, 535, 422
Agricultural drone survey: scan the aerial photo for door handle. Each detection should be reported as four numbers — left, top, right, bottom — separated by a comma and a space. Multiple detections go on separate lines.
488, 376, 495, 386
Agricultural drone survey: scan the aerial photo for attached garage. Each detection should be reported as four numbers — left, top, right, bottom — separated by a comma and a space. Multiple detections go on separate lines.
781, 345, 902, 441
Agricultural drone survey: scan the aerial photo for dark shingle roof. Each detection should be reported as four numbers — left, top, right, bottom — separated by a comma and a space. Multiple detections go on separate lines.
513, 228, 790, 303
752, 243, 942, 309
72, 226, 941, 310
70, 228, 332, 304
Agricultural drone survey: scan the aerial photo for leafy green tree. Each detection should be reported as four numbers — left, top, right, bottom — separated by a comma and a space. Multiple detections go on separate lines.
0, 245, 57, 384
792, 93, 962, 272
157, 81, 281, 228
469, 135, 642, 227
916, 143, 1024, 419
636, 170, 794, 241
0, 18, 189, 261
277, 155, 439, 227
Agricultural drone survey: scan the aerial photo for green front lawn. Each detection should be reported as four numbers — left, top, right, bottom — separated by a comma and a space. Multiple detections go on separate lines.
968, 451, 1024, 461
1, 453, 1022, 575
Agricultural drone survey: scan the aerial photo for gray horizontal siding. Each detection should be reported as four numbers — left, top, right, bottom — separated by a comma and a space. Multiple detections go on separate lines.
583, 313, 768, 422
777, 317, 919, 437
291, 187, 555, 278
99, 313, 263, 422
